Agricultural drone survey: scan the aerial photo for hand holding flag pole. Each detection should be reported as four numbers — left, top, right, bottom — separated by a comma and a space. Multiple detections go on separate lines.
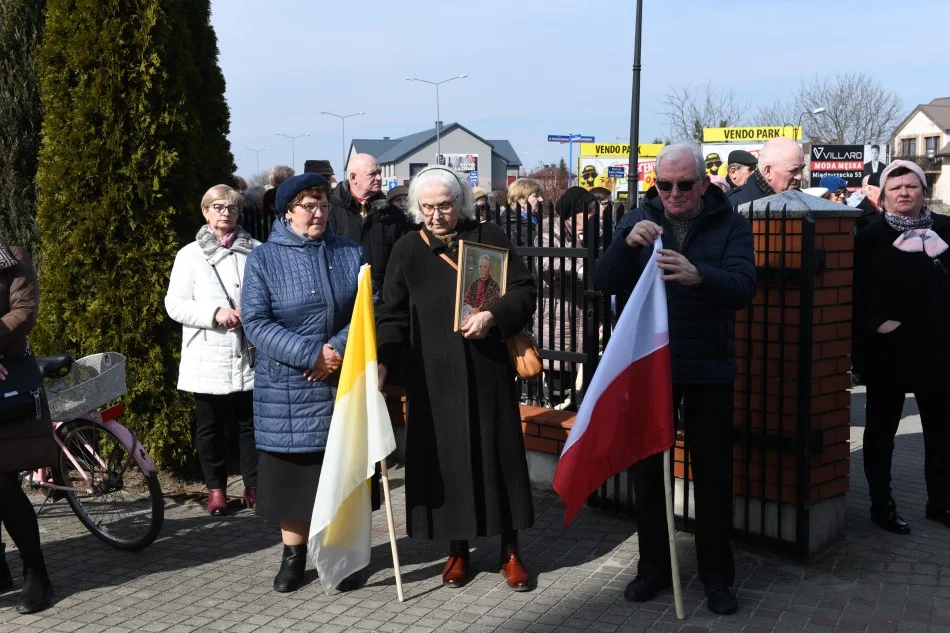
552, 239, 684, 619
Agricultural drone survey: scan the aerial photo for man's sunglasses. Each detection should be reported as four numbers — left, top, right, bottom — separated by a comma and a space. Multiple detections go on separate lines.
656, 178, 701, 192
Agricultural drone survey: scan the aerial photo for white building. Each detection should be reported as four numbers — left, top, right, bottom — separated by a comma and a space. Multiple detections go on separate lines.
348, 122, 521, 192
890, 97, 950, 205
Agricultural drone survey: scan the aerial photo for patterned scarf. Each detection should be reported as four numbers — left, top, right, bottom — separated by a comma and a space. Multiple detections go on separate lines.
884, 208, 933, 233
197, 224, 255, 259
432, 228, 460, 259
751, 168, 776, 197
0, 239, 18, 272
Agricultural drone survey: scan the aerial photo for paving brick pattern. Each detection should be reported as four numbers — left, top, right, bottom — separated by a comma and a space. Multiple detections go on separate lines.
2, 387, 949, 632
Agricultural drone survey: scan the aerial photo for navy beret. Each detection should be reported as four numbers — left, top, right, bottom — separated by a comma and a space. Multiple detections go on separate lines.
275, 173, 330, 213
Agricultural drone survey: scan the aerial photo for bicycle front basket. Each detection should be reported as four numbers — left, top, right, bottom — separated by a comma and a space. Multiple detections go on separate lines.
45, 352, 127, 420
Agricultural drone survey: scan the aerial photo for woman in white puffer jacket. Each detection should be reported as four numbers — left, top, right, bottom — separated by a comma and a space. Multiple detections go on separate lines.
165, 184, 260, 516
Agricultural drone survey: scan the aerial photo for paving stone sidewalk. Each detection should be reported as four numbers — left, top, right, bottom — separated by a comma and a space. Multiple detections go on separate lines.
2, 387, 949, 633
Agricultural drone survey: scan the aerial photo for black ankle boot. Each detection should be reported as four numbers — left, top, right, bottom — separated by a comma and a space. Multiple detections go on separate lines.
16, 556, 52, 614
0, 544, 12, 592
870, 497, 911, 535
273, 544, 307, 593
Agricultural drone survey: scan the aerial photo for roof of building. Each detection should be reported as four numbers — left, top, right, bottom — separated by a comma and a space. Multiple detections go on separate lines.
894, 97, 950, 139
350, 138, 400, 158
486, 139, 521, 167
351, 122, 521, 167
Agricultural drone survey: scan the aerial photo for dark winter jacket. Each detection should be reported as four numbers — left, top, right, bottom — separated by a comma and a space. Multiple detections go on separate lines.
855, 197, 881, 233
0, 242, 56, 472
593, 186, 756, 384
328, 182, 410, 293
241, 219, 362, 453
853, 212, 950, 391
727, 170, 773, 208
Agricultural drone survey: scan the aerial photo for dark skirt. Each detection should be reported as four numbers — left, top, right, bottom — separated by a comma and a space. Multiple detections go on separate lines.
256, 450, 324, 522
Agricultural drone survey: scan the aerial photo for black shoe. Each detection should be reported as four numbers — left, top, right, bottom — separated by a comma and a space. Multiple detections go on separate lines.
337, 571, 363, 592
925, 502, 950, 527
870, 501, 911, 535
623, 574, 671, 602
273, 545, 307, 593
706, 585, 738, 615
0, 544, 12, 592
16, 561, 52, 614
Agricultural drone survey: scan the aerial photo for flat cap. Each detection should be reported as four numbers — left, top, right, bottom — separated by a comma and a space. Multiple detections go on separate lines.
727, 150, 758, 166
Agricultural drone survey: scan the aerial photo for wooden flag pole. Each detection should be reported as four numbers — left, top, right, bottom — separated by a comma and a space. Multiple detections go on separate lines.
379, 457, 404, 602
663, 448, 685, 619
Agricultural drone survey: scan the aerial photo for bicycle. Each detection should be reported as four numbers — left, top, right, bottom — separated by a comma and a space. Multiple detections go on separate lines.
20, 352, 164, 551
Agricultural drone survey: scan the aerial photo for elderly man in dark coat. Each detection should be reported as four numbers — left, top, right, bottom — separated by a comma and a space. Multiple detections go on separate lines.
594, 143, 756, 616
377, 165, 537, 592
328, 153, 410, 294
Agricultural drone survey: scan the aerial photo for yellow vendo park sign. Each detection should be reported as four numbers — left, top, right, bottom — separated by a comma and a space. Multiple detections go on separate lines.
703, 126, 802, 142
579, 143, 664, 158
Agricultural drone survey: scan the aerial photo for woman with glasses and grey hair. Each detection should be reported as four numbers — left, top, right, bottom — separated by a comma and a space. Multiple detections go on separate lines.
165, 184, 260, 517
376, 165, 538, 592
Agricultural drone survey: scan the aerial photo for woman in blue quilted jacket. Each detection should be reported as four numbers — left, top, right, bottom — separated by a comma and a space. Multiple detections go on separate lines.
242, 173, 362, 593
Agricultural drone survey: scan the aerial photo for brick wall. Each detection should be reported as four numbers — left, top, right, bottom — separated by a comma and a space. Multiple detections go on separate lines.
722, 215, 855, 511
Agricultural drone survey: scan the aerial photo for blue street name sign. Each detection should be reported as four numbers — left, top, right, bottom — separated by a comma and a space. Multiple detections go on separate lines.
607, 166, 626, 178
468, 171, 479, 185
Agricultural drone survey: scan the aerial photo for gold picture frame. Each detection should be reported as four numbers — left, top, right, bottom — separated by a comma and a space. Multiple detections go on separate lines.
453, 240, 509, 332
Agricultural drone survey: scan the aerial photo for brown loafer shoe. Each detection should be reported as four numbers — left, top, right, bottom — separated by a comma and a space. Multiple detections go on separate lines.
500, 553, 532, 592
442, 554, 469, 588
207, 488, 229, 516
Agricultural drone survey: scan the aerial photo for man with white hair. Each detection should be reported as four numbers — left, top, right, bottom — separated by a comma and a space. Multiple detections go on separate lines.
594, 143, 756, 615
328, 153, 411, 292
727, 137, 805, 208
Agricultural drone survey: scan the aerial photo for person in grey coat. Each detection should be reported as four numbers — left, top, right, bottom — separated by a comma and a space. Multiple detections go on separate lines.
242, 173, 362, 593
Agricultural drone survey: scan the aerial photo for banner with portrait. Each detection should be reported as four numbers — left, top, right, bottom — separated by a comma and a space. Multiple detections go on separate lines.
809, 145, 890, 188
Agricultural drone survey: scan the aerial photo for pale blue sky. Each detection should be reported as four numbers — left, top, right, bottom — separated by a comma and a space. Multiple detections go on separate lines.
211, 0, 950, 179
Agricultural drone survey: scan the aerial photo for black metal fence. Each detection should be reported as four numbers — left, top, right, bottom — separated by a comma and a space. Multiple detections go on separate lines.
589, 204, 819, 558
243, 193, 820, 557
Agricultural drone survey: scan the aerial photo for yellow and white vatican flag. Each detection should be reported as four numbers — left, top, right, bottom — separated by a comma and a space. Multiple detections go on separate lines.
308, 264, 399, 596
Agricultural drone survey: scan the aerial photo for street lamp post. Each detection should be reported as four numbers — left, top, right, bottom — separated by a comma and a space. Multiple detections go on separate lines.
321, 111, 364, 177
243, 146, 270, 175
627, 0, 644, 204
797, 107, 826, 141
406, 74, 468, 162
274, 132, 311, 173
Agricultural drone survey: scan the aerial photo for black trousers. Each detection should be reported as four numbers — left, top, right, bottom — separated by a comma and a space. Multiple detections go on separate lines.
631, 381, 735, 588
0, 471, 43, 566
863, 387, 950, 505
194, 391, 257, 490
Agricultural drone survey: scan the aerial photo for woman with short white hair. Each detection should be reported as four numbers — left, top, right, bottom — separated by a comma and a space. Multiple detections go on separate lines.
377, 166, 538, 591
165, 184, 260, 516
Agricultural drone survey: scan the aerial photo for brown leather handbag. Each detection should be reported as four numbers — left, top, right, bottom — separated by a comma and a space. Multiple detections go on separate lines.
505, 330, 542, 380
419, 230, 542, 380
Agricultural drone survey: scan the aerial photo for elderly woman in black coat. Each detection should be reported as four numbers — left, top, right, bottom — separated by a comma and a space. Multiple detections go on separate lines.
377, 165, 537, 591
854, 160, 950, 535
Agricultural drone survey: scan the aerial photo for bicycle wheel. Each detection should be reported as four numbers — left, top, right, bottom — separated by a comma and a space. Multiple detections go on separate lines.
55, 419, 164, 551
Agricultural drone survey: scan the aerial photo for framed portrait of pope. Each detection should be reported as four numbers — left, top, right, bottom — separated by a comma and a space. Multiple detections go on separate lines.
453, 240, 509, 332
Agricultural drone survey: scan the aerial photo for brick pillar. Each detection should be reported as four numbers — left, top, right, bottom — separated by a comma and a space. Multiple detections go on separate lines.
699, 208, 863, 556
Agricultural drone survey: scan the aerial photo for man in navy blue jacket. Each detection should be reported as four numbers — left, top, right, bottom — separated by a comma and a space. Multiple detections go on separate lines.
593, 144, 756, 615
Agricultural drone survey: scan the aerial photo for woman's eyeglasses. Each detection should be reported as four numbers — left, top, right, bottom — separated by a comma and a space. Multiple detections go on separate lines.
295, 203, 330, 214
209, 204, 240, 215
656, 178, 701, 192
419, 202, 456, 216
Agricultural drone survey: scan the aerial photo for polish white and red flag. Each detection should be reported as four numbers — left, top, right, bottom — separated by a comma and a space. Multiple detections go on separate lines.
553, 239, 675, 527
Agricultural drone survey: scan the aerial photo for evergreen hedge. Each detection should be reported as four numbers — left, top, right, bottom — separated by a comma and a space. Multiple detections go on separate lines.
0, 0, 45, 257
33, 0, 235, 468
